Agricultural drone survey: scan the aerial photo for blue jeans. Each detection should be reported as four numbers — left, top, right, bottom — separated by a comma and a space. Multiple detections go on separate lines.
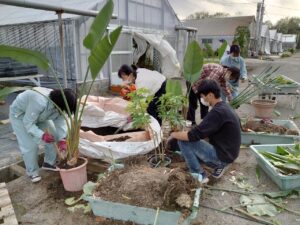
178, 139, 228, 174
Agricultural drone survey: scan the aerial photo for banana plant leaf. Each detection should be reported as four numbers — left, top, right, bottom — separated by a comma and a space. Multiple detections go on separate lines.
240, 195, 279, 217
83, 0, 114, 50
183, 41, 203, 84
218, 40, 228, 59
166, 79, 183, 96
0, 86, 31, 101
88, 26, 122, 79
0, 45, 49, 71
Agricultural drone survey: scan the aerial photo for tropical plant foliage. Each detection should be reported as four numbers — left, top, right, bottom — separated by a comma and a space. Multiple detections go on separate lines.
0, 0, 122, 166
260, 144, 300, 175
183, 41, 203, 85
158, 80, 187, 131
230, 66, 280, 109
233, 26, 250, 57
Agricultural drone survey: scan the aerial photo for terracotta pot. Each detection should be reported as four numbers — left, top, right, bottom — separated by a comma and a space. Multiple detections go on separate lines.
59, 157, 88, 192
251, 99, 277, 119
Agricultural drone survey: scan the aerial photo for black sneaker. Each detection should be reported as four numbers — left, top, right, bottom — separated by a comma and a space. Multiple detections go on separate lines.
30, 175, 41, 183
212, 165, 229, 179
42, 162, 59, 171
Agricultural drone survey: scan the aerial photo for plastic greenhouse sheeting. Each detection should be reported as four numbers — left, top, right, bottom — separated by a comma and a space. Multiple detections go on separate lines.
133, 32, 181, 79
79, 95, 161, 162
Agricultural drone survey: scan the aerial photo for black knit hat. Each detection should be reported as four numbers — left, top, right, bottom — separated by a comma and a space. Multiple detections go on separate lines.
230, 45, 240, 54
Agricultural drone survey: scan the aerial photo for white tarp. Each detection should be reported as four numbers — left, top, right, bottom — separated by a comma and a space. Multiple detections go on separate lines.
133, 32, 181, 78
79, 96, 162, 162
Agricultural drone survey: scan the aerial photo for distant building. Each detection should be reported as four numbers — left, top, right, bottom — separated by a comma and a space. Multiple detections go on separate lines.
182, 16, 256, 53
282, 34, 298, 50
269, 30, 278, 54
260, 25, 270, 55
277, 33, 283, 53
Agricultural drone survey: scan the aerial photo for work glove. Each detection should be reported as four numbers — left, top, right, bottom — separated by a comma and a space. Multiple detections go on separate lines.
58, 139, 67, 152
42, 132, 55, 143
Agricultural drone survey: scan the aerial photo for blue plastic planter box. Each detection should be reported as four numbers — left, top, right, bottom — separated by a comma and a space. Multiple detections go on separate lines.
85, 188, 201, 225
250, 144, 300, 190
242, 119, 300, 146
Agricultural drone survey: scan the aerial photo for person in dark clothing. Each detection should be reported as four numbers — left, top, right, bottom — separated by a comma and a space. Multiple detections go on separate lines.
169, 79, 241, 183
118, 64, 166, 125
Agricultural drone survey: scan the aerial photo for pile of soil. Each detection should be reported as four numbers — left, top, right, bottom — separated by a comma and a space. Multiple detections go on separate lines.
93, 166, 197, 212
243, 120, 299, 135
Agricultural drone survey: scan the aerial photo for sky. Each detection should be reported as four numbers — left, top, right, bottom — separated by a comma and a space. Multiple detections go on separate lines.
168, 0, 300, 24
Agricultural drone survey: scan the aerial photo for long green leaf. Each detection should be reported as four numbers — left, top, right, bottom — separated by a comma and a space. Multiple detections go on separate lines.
0, 86, 31, 101
0, 45, 49, 71
183, 41, 203, 84
83, 0, 114, 50
218, 41, 227, 59
166, 80, 183, 96
88, 26, 122, 79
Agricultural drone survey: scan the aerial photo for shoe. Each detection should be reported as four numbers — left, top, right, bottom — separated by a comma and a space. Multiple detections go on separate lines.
42, 162, 59, 171
30, 175, 41, 183
191, 172, 209, 184
212, 165, 229, 179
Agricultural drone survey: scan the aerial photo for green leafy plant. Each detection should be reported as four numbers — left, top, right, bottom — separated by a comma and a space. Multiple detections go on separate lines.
126, 88, 153, 130
125, 88, 166, 165
182, 41, 204, 119
158, 80, 187, 131
230, 66, 280, 109
0, 0, 122, 167
233, 26, 250, 57
0, 86, 31, 102
218, 40, 228, 60
260, 145, 300, 175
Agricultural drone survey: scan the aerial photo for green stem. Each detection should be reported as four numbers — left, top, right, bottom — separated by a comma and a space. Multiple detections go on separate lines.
205, 185, 264, 195
233, 207, 276, 225
265, 197, 300, 216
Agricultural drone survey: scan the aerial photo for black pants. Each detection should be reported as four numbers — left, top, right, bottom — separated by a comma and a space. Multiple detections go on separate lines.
186, 82, 208, 124
147, 81, 166, 125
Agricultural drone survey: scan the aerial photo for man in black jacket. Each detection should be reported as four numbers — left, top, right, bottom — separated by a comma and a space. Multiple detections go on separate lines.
170, 79, 241, 183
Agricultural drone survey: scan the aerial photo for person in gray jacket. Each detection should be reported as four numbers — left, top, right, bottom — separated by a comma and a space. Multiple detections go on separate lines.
9, 88, 76, 182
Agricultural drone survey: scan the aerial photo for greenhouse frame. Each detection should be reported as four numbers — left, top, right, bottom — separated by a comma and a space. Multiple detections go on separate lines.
0, 0, 196, 89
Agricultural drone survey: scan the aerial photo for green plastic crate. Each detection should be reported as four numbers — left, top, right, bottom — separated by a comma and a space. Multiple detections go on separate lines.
85, 188, 201, 225
241, 119, 300, 146
250, 144, 300, 190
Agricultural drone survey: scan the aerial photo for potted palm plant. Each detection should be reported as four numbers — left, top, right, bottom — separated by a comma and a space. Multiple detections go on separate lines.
0, 0, 122, 191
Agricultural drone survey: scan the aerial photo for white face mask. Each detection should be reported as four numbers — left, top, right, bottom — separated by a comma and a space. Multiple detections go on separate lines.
230, 55, 239, 61
200, 98, 210, 107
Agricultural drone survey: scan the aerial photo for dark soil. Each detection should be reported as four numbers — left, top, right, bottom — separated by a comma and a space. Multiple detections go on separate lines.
93, 166, 197, 212
243, 120, 299, 135
81, 126, 142, 136
106, 135, 131, 142
57, 157, 86, 170
121, 155, 149, 168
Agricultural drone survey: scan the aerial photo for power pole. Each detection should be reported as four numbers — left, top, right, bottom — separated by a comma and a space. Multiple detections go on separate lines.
255, 2, 262, 55
258, 0, 265, 55
255, 0, 265, 56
